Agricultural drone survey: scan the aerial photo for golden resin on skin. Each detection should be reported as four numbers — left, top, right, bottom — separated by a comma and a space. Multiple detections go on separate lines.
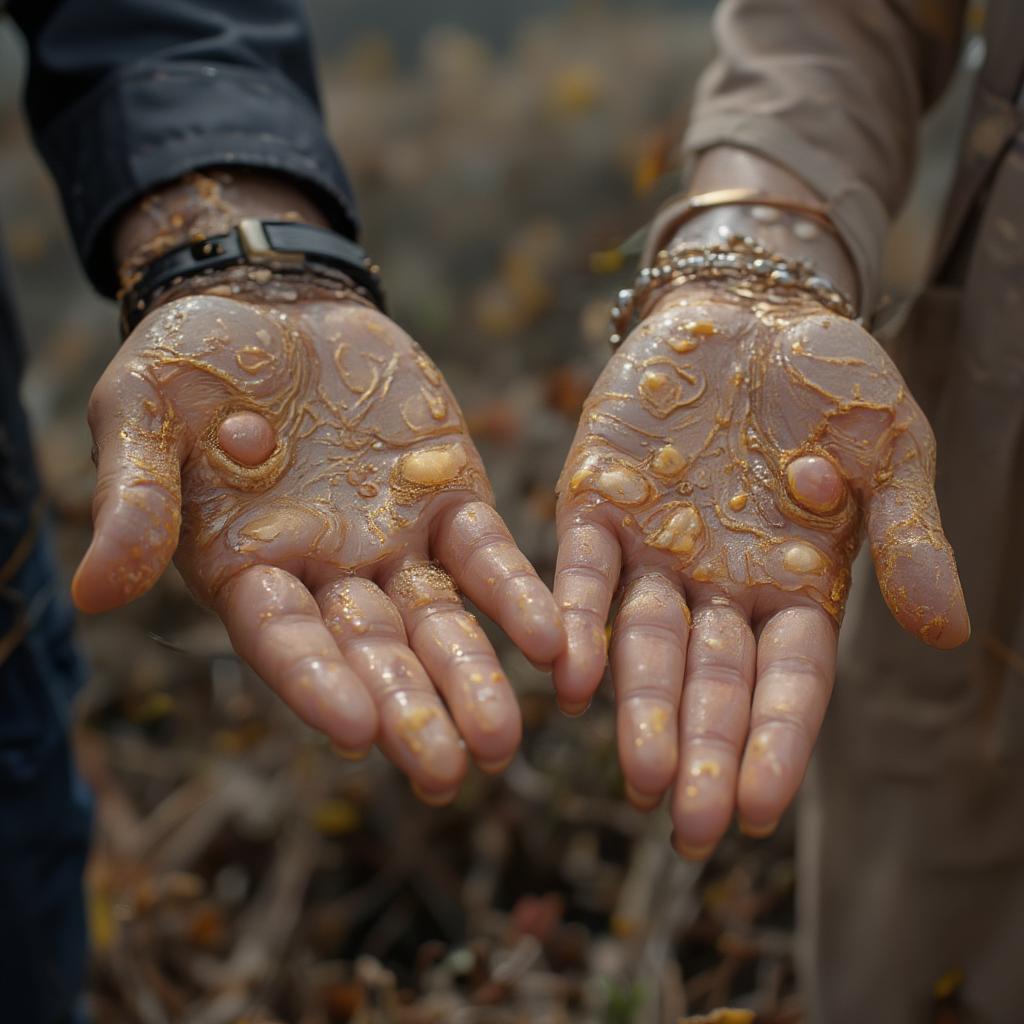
668, 335, 698, 353
644, 503, 704, 558
557, 285, 961, 625
388, 562, 460, 610
650, 443, 686, 479
689, 759, 722, 778
633, 705, 669, 747
238, 514, 285, 543
750, 733, 785, 778
110, 295, 492, 603
782, 540, 826, 575
591, 465, 653, 507
685, 320, 716, 336
397, 443, 468, 487
397, 704, 440, 756
636, 360, 706, 419
235, 344, 275, 374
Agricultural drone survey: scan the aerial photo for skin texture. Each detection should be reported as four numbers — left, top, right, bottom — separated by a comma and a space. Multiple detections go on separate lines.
553, 282, 969, 856
73, 292, 565, 802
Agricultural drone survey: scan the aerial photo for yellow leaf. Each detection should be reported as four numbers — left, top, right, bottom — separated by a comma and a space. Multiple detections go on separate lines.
589, 249, 624, 274
313, 797, 361, 836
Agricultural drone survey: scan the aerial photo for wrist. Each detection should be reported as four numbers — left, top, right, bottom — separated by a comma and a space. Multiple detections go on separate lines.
612, 232, 855, 345
114, 168, 330, 292
664, 205, 857, 306
125, 264, 373, 335
645, 146, 859, 310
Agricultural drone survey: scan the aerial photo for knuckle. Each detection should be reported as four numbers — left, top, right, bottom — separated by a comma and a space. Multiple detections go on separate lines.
612, 620, 686, 655
684, 662, 751, 692
749, 712, 814, 749
619, 687, 676, 708
682, 727, 739, 755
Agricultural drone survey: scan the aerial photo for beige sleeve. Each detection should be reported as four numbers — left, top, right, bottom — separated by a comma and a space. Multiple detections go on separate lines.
683, 0, 967, 315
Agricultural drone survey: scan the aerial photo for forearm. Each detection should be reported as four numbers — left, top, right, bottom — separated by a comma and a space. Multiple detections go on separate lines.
677, 0, 967, 317
12, 0, 357, 297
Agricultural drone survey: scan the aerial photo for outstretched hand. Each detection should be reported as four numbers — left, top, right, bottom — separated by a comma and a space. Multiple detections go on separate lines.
553, 285, 968, 856
74, 292, 564, 802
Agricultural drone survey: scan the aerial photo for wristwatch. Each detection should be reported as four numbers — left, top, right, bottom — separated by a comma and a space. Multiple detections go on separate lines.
120, 218, 386, 336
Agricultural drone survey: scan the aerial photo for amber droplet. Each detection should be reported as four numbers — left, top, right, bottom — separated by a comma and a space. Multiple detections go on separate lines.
646, 504, 703, 556
640, 370, 669, 395
685, 320, 716, 336
667, 335, 697, 353
782, 541, 826, 575
399, 444, 468, 487
593, 466, 653, 506
239, 515, 284, 543
650, 444, 685, 479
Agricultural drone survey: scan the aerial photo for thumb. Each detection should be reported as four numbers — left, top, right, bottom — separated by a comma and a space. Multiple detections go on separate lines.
72, 375, 186, 614
866, 430, 969, 650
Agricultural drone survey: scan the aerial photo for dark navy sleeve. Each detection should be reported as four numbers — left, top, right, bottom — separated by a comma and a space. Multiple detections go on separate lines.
8, 0, 359, 297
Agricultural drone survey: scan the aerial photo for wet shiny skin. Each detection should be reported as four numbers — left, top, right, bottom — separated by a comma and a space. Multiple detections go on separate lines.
553, 285, 969, 857
73, 294, 565, 800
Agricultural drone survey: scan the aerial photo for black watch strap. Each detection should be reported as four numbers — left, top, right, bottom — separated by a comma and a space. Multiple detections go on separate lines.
120, 218, 385, 335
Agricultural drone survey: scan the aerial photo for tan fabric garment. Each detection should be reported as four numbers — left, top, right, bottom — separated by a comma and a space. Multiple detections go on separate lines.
682, 3, 1024, 1021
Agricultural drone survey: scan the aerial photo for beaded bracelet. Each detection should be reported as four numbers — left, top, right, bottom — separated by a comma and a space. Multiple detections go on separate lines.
609, 229, 858, 347
119, 261, 374, 339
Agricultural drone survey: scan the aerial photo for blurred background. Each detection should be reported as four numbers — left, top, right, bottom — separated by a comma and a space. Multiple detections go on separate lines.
0, 1, 977, 1021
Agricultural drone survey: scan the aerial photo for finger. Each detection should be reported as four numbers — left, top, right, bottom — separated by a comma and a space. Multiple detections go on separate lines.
381, 560, 522, 771
433, 501, 565, 666
610, 571, 690, 808
72, 377, 186, 613
216, 566, 378, 751
552, 520, 621, 712
737, 606, 836, 835
317, 576, 467, 800
866, 432, 969, 649
671, 600, 756, 861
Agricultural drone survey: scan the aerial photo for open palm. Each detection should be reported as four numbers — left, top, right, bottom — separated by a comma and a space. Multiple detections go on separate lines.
75, 293, 564, 802
553, 285, 968, 856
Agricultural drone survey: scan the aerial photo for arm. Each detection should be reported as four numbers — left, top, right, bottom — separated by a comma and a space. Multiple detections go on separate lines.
13, 2, 565, 800
553, 0, 969, 855
679, 0, 968, 314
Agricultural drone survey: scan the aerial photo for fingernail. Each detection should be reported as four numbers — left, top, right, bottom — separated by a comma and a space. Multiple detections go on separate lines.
331, 743, 371, 762
739, 817, 779, 839
478, 752, 515, 775
670, 832, 715, 861
559, 698, 591, 718
411, 782, 459, 807
624, 782, 661, 810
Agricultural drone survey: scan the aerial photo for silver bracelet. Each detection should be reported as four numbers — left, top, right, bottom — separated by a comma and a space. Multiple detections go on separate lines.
609, 230, 858, 346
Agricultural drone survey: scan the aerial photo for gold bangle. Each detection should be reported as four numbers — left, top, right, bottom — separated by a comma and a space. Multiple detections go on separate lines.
648, 188, 842, 254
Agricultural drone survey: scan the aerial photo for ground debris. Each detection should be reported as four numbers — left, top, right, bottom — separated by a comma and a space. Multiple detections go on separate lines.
3, 2, 803, 1021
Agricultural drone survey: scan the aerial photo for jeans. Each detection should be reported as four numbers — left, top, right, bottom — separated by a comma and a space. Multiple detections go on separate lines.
0, 513, 91, 1023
